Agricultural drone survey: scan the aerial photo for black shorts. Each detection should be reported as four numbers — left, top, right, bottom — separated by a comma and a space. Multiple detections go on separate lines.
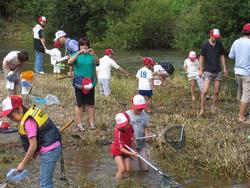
74, 87, 95, 106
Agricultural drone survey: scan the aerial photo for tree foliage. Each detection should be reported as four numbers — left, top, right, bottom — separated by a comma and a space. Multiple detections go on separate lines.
1, 0, 250, 50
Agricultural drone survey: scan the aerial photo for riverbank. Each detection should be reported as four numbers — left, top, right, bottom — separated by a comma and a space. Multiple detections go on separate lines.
0, 72, 249, 187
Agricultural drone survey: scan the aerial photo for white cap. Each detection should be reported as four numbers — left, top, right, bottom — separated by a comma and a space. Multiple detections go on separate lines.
131, 95, 147, 110
115, 112, 130, 127
54, 30, 66, 41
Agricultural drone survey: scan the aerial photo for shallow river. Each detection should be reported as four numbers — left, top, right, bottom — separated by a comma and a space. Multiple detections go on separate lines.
0, 41, 249, 188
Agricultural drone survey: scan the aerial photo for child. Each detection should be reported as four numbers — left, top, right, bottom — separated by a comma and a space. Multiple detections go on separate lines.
153, 62, 169, 86
111, 112, 138, 181
136, 57, 154, 113
0, 95, 61, 187
97, 48, 129, 96
45, 40, 69, 74
126, 94, 150, 171
183, 51, 202, 101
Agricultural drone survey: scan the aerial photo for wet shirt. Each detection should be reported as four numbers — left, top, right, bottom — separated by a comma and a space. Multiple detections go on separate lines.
111, 124, 134, 156
229, 37, 250, 76
126, 110, 149, 150
200, 40, 225, 73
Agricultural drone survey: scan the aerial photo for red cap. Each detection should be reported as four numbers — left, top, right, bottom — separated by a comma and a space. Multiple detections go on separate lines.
115, 112, 130, 127
131, 95, 147, 110
53, 40, 62, 48
38, 16, 47, 23
0, 96, 23, 117
0, 121, 10, 129
143, 57, 155, 66
210, 29, 220, 39
81, 78, 93, 95
243, 23, 250, 32
104, 48, 113, 55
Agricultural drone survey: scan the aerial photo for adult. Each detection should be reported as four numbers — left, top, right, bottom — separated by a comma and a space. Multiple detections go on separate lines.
53, 30, 79, 78
229, 23, 250, 123
68, 37, 98, 131
3, 51, 29, 95
198, 28, 228, 116
97, 48, 129, 96
33, 16, 47, 74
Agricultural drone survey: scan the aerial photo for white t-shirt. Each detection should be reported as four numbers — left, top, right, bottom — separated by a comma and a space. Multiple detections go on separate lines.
97, 55, 120, 80
45, 48, 68, 65
136, 67, 152, 90
183, 58, 199, 78
153, 64, 168, 86
2, 51, 20, 72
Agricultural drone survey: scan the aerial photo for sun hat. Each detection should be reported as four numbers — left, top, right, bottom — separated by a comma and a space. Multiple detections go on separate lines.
54, 30, 66, 41
210, 29, 220, 39
81, 78, 93, 94
115, 112, 130, 127
38, 16, 47, 23
188, 51, 197, 62
243, 23, 250, 33
143, 57, 155, 66
104, 48, 113, 55
0, 96, 23, 117
131, 95, 147, 110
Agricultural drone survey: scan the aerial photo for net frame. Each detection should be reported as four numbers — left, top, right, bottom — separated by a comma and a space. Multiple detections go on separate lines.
163, 125, 185, 149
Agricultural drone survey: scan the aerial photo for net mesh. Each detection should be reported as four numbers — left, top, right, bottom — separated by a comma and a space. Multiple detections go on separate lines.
163, 125, 185, 149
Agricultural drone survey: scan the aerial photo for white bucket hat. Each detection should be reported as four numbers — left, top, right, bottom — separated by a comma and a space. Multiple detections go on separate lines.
54, 30, 66, 41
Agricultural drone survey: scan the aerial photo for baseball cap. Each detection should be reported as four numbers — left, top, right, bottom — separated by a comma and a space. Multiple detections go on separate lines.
131, 95, 147, 110
243, 23, 250, 32
188, 51, 197, 61
0, 96, 23, 117
82, 78, 93, 95
54, 30, 66, 41
38, 16, 47, 23
210, 29, 220, 39
104, 48, 113, 55
115, 112, 130, 127
143, 57, 155, 66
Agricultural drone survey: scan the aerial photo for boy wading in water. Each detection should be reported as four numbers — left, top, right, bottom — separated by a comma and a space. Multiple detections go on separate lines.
0, 96, 62, 188
126, 95, 150, 171
111, 112, 138, 181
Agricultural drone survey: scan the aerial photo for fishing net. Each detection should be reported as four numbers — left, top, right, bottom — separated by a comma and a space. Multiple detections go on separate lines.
160, 175, 182, 188
163, 125, 185, 149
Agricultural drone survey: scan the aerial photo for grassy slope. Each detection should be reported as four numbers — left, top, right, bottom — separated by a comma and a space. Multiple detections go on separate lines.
0, 72, 249, 184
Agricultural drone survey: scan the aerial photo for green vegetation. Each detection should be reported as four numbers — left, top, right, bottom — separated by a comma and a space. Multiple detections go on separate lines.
1, 0, 250, 50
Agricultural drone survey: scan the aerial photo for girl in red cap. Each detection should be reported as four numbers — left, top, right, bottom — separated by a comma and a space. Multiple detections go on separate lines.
111, 112, 138, 181
183, 51, 203, 101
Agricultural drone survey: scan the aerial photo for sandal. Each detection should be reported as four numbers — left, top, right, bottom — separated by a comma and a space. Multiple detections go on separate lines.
76, 124, 85, 132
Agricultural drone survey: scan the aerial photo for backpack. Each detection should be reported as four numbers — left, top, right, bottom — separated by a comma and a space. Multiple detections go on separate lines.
159, 62, 175, 75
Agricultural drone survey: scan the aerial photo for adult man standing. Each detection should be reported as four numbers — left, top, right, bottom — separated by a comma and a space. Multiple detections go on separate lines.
33, 16, 47, 74
229, 23, 250, 123
53, 30, 79, 78
199, 28, 228, 116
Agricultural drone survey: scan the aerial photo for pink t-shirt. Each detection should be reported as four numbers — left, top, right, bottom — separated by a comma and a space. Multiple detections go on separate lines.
24, 117, 61, 154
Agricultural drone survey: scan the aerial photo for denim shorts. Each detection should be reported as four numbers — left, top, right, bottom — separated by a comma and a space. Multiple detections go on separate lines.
138, 90, 153, 98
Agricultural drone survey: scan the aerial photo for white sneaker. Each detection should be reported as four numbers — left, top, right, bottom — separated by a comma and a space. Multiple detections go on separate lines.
38, 71, 46, 75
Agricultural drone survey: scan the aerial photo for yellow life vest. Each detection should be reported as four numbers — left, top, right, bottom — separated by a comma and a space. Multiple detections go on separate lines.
19, 106, 48, 135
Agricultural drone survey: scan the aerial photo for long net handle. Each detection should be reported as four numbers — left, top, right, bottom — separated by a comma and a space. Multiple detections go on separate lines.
60, 120, 74, 134
136, 134, 161, 140
125, 144, 164, 176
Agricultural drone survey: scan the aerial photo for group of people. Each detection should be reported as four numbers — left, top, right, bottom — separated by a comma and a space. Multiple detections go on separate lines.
183, 24, 250, 123
1, 15, 250, 187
